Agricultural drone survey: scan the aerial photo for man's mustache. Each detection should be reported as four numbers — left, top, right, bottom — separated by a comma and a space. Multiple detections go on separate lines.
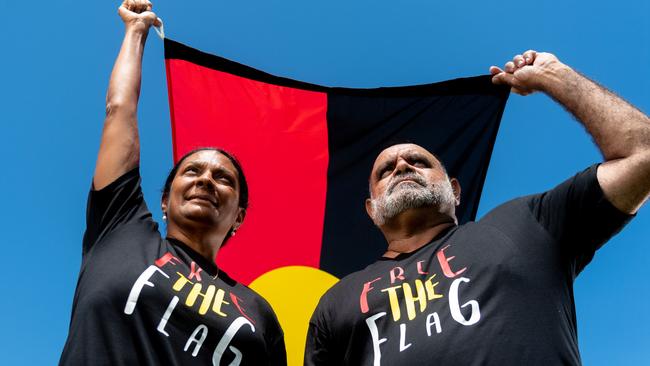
387, 173, 427, 194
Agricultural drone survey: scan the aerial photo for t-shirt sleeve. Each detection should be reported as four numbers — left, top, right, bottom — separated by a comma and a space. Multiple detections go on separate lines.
527, 164, 634, 274
267, 330, 288, 366
82, 168, 152, 255
304, 297, 337, 366
264, 312, 288, 366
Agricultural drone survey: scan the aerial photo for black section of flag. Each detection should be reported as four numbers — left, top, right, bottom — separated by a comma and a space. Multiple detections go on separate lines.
321, 78, 509, 277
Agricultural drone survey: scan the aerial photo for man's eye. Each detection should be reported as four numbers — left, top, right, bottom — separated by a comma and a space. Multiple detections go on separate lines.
410, 158, 428, 168
379, 167, 392, 179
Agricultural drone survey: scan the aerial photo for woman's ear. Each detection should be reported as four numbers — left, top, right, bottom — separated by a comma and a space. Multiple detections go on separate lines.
161, 193, 169, 215
234, 208, 246, 229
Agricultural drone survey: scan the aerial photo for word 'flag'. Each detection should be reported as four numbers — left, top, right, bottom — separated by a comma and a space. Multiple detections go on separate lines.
164, 38, 509, 364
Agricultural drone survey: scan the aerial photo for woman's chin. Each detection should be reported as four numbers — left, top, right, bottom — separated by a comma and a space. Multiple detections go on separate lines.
179, 207, 221, 225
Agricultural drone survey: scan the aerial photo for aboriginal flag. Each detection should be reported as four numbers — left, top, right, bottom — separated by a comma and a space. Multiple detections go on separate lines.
164, 38, 509, 363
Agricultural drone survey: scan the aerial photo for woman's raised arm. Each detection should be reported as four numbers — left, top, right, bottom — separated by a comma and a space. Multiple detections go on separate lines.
94, 0, 160, 189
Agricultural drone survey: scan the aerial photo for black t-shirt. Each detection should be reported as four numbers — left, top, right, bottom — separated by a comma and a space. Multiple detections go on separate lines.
60, 168, 287, 366
305, 165, 632, 366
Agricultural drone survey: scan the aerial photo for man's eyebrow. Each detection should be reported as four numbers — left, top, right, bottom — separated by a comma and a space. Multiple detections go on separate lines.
407, 152, 434, 163
375, 160, 393, 177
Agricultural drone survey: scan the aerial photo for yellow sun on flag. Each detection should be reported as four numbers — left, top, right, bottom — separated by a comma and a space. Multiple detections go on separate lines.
250, 266, 339, 366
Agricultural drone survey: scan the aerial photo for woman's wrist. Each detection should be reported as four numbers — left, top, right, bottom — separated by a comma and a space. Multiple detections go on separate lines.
124, 20, 152, 36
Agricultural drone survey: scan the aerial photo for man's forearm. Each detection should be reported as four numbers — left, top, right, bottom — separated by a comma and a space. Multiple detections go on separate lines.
539, 63, 650, 161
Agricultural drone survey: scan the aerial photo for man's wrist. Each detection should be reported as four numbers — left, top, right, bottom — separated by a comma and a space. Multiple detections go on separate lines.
537, 61, 575, 95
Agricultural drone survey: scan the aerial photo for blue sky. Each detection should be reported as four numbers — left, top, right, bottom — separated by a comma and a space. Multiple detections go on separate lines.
1, 0, 648, 364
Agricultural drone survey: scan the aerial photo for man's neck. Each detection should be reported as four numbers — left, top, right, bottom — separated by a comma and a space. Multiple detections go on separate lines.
381, 209, 457, 258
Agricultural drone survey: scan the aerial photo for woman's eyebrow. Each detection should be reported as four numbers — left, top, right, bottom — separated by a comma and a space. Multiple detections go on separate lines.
184, 161, 206, 169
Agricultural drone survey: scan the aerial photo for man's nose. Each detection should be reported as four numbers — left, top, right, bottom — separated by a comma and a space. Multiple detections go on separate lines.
393, 158, 414, 175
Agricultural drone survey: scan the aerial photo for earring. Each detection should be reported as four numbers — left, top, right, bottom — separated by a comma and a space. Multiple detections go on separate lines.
162, 213, 167, 221
231, 228, 237, 236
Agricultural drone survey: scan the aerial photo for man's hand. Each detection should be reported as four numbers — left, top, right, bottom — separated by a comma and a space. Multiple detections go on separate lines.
118, 0, 161, 33
490, 50, 567, 96
491, 49, 650, 214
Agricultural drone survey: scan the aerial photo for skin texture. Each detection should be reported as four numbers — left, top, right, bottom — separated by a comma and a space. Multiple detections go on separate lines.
162, 150, 245, 261
94, 0, 160, 190
491, 50, 650, 214
366, 144, 461, 258
369, 51, 650, 257
93, 1, 243, 262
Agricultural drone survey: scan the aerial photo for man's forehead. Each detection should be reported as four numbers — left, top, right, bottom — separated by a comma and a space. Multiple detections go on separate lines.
373, 143, 438, 167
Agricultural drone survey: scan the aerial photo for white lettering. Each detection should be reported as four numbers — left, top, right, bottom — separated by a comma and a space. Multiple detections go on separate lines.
365, 312, 387, 366
398, 323, 412, 352
184, 324, 209, 357
425, 312, 442, 336
449, 277, 480, 326
157, 296, 180, 336
124, 265, 169, 315
212, 317, 255, 366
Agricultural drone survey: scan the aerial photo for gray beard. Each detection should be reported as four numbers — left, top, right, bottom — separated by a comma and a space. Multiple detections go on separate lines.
369, 175, 456, 226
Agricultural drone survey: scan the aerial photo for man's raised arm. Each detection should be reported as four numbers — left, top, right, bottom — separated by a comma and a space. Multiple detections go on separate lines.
491, 50, 650, 214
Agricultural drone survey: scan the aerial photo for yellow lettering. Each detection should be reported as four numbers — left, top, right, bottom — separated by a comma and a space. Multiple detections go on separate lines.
403, 280, 427, 320
211, 289, 230, 317
186, 284, 216, 315
173, 272, 194, 292
424, 274, 443, 301
381, 286, 402, 321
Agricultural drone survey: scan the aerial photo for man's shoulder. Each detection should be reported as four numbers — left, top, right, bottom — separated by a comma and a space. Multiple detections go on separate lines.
478, 194, 539, 224
316, 260, 387, 309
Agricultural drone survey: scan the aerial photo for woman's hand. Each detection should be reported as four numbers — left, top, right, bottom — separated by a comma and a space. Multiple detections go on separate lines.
118, 0, 161, 33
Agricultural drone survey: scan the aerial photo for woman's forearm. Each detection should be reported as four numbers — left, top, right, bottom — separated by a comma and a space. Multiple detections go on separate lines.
94, 2, 157, 190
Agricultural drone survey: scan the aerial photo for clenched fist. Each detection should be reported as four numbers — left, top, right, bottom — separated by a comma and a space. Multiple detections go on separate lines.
490, 50, 568, 96
118, 0, 161, 33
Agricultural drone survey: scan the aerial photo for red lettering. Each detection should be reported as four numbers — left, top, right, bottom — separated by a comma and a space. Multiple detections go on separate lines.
416, 260, 429, 275
188, 262, 203, 282
390, 267, 405, 284
436, 245, 466, 278
359, 277, 382, 313
154, 252, 181, 268
230, 293, 255, 325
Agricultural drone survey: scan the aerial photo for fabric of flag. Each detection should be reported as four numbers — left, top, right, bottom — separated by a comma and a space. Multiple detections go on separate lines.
164, 38, 509, 364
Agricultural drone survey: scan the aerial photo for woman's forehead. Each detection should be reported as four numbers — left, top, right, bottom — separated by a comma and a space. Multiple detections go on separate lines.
181, 150, 236, 171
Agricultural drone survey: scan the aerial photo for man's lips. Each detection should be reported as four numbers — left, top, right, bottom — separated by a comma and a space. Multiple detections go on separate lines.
388, 177, 424, 193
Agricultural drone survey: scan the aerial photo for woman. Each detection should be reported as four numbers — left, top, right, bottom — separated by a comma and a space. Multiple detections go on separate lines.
59, 1, 287, 365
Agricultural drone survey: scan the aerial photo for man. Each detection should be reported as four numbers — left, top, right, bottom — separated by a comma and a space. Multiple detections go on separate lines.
304, 50, 650, 365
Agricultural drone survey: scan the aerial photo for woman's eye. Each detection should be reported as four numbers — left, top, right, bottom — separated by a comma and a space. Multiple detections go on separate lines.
185, 167, 198, 175
214, 174, 234, 185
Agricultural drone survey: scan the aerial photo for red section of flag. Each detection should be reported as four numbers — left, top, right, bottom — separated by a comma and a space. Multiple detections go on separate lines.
165, 59, 329, 284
